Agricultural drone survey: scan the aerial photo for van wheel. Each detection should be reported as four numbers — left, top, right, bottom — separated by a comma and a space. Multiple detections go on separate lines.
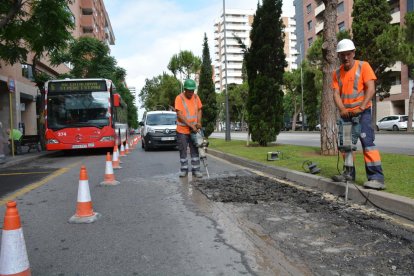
392, 125, 399, 131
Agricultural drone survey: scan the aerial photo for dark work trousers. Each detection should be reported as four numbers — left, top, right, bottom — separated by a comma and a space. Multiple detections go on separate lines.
177, 132, 200, 173
342, 108, 384, 182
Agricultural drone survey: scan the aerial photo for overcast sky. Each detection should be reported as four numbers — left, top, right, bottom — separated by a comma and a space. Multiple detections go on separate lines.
104, 0, 294, 116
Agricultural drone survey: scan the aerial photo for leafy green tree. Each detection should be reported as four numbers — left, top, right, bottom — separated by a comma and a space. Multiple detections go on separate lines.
394, 12, 414, 131
139, 74, 180, 111
167, 50, 201, 79
197, 34, 217, 137
352, 0, 398, 127
52, 37, 116, 79
0, 0, 74, 75
283, 69, 301, 129
228, 82, 249, 130
245, 0, 286, 146
303, 68, 319, 130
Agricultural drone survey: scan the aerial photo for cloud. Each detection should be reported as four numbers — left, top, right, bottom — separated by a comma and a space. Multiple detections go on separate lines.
105, 0, 294, 98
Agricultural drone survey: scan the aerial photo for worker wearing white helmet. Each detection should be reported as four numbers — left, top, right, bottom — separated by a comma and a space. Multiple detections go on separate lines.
331, 39, 385, 190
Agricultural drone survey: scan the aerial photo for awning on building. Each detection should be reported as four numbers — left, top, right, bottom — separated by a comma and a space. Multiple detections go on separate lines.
20, 92, 34, 102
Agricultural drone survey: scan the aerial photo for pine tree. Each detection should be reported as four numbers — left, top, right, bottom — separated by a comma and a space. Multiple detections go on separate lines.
245, 0, 286, 146
197, 33, 218, 137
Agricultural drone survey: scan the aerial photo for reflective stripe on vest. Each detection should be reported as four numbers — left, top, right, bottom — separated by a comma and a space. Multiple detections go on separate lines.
336, 61, 364, 109
177, 93, 198, 126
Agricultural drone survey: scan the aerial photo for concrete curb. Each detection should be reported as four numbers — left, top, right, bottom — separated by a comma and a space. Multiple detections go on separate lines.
0, 151, 56, 169
207, 148, 414, 221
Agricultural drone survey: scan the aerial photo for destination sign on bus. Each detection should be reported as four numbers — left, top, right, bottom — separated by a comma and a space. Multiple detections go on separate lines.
48, 81, 107, 93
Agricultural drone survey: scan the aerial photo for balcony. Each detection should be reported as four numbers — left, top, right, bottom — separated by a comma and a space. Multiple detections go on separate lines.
80, 15, 93, 28
81, 0, 93, 9
315, 2, 325, 18
391, 10, 401, 24
315, 21, 324, 34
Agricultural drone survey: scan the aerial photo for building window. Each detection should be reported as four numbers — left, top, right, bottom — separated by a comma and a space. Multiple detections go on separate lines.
337, 2, 345, 14
391, 73, 401, 85
306, 4, 312, 14
308, 37, 313, 47
307, 20, 313, 31
338, 21, 345, 31
21, 64, 34, 81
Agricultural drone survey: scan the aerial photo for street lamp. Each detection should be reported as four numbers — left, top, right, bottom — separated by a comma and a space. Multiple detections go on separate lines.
223, 0, 231, 141
300, 43, 305, 131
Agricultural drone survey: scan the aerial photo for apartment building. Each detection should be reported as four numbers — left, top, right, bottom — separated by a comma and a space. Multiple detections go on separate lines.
214, 9, 298, 92
283, 17, 299, 71
214, 9, 254, 92
294, 0, 412, 120
0, 0, 115, 139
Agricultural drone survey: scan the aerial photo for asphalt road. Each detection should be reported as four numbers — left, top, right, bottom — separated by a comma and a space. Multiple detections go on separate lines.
0, 146, 279, 275
211, 131, 414, 155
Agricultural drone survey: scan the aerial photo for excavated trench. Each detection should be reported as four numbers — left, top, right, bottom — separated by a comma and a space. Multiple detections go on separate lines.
193, 175, 414, 275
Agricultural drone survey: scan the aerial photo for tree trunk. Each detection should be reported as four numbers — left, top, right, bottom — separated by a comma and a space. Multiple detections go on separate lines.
320, 0, 339, 156
408, 88, 414, 132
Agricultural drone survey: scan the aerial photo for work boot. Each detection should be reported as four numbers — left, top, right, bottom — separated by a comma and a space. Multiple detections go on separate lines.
363, 180, 385, 190
331, 173, 354, 182
179, 171, 188, 178
192, 171, 203, 179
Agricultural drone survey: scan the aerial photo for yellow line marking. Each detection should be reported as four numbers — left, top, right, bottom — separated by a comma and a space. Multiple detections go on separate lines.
0, 161, 81, 206
0, 172, 52, 176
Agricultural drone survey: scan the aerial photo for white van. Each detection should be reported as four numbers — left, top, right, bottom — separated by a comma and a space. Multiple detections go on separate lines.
139, 110, 177, 151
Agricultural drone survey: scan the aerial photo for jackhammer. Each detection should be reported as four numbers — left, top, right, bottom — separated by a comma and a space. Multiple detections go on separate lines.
336, 114, 361, 202
191, 130, 210, 178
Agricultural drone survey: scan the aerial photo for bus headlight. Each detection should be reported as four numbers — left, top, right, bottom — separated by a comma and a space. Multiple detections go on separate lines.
47, 139, 59, 144
100, 136, 114, 142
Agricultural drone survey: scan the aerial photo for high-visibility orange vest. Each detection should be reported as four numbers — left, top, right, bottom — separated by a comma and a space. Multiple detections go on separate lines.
175, 93, 202, 134
332, 60, 377, 112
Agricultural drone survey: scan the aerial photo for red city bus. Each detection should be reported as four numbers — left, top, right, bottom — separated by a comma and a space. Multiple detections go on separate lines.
44, 78, 128, 151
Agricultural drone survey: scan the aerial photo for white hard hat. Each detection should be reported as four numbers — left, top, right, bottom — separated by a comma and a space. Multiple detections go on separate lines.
336, 39, 356, 53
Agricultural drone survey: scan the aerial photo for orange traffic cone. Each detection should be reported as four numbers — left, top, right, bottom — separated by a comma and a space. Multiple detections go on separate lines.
101, 152, 119, 186
120, 143, 126, 157
112, 145, 122, 169
125, 142, 130, 154
0, 201, 31, 276
68, 166, 101, 224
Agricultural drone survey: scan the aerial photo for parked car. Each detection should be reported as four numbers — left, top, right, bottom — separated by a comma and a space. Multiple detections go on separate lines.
284, 121, 306, 131
315, 124, 321, 131
376, 115, 414, 131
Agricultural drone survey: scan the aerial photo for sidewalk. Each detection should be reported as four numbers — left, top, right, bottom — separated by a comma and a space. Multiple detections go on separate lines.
0, 150, 53, 169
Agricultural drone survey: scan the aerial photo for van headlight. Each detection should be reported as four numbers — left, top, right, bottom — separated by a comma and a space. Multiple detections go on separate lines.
147, 127, 155, 133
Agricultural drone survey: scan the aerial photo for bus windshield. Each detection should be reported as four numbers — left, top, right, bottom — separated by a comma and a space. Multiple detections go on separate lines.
47, 91, 109, 130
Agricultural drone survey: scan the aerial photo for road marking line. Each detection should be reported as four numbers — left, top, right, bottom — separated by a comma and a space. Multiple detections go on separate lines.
0, 172, 52, 176
0, 161, 81, 206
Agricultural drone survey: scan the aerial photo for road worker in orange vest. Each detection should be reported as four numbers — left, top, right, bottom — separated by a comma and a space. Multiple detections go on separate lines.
331, 39, 385, 190
175, 79, 203, 178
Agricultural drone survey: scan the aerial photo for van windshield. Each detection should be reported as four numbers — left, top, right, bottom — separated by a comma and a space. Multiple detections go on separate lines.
146, 113, 177, 126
